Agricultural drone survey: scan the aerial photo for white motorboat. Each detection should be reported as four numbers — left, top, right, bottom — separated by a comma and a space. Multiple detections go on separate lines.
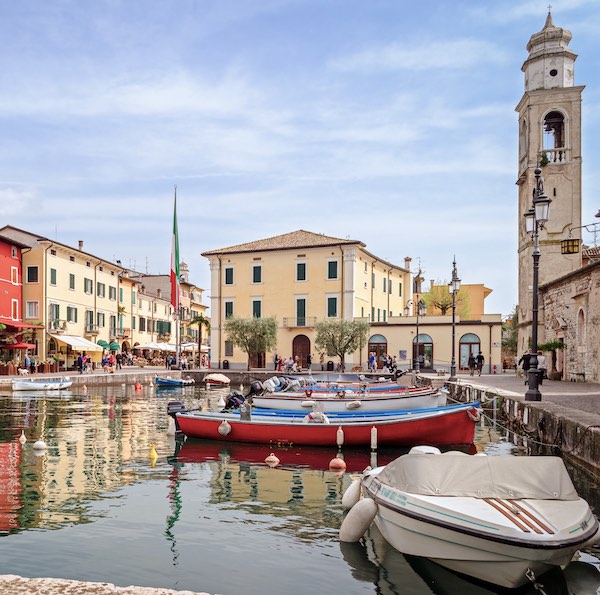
12, 376, 73, 391
340, 447, 600, 589
251, 387, 447, 412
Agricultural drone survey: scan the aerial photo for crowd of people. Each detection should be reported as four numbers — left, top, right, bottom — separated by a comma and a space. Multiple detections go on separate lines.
467, 351, 485, 376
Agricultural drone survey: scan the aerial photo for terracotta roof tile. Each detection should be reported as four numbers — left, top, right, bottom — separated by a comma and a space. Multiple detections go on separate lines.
201, 229, 364, 256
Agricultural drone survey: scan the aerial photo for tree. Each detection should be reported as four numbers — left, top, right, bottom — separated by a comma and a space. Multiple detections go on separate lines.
502, 306, 518, 362
314, 319, 369, 372
190, 313, 210, 365
224, 316, 278, 370
422, 282, 470, 317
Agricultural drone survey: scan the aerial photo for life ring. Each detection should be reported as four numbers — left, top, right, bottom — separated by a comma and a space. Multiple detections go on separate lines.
305, 389, 313, 398
467, 407, 482, 422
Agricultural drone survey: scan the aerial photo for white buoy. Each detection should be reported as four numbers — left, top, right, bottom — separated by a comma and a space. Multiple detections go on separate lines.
342, 478, 361, 510
370, 426, 378, 451
33, 439, 47, 450
265, 453, 280, 467
336, 426, 344, 447
339, 498, 378, 542
217, 396, 226, 408
19, 430, 27, 444
149, 381, 154, 387
167, 417, 176, 436
218, 420, 232, 436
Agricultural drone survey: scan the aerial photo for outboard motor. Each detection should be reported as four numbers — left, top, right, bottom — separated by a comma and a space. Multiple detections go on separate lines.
167, 400, 186, 434
246, 380, 264, 398
222, 390, 246, 412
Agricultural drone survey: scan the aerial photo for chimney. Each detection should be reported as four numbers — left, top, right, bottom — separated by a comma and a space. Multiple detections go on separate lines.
157, 288, 162, 298
404, 256, 412, 270
78, 240, 84, 251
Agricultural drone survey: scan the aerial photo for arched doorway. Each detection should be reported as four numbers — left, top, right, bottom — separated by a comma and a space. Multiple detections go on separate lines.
368, 334, 388, 369
292, 335, 311, 368
413, 334, 433, 371
459, 333, 481, 370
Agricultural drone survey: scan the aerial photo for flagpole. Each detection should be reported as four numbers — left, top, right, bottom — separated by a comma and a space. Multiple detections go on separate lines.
171, 185, 181, 369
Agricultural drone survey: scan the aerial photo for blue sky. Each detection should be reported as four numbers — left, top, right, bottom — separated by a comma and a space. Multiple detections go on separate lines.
2, 0, 599, 317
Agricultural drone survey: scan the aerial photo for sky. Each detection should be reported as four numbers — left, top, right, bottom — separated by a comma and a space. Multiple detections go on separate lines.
2, 0, 599, 318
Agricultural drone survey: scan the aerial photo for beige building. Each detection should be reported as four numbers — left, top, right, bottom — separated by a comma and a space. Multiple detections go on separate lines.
202, 230, 502, 372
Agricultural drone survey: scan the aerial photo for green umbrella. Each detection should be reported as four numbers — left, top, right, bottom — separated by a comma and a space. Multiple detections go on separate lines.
108, 341, 120, 351
97, 340, 109, 348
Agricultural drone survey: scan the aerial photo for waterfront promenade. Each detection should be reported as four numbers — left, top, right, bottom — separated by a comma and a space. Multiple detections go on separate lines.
1, 366, 599, 594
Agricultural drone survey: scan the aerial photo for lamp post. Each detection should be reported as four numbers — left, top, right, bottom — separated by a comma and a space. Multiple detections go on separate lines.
524, 167, 551, 401
448, 258, 461, 382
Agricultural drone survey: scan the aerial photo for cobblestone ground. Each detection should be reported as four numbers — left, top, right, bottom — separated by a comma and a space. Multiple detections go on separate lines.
0, 576, 211, 595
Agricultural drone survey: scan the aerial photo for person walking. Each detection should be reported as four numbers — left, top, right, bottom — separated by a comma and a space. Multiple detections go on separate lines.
518, 351, 533, 385
537, 350, 547, 385
306, 353, 312, 371
273, 354, 279, 371
468, 353, 476, 376
476, 351, 485, 376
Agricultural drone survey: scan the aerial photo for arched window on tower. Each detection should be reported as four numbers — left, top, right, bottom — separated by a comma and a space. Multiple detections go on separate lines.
542, 111, 566, 163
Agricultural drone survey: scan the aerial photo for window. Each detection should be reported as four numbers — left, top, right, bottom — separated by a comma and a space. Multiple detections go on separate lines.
383, 278, 386, 293
383, 310, 386, 322
50, 268, 57, 286
389, 280, 392, 294
296, 298, 306, 326
296, 262, 306, 281
12, 246, 18, 258
50, 249, 56, 256
225, 301, 234, 318
252, 300, 262, 318
84, 278, 93, 294
85, 310, 94, 328
97, 282, 106, 298
132, 316, 136, 330
252, 265, 262, 284
49, 303, 60, 321
225, 267, 234, 285
67, 306, 78, 323
132, 291, 136, 305
139, 317, 146, 332
109, 286, 117, 300
69, 255, 75, 262
327, 261, 338, 280
377, 308, 380, 322
398, 283, 402, 297
225, 341, 234, 357
69, 273, 75, 290
372, 272, 375, 288
11, 300, 18, 319
119, 287, 124, 302
371, 306, 375, 321
26, 266, 39, 283
11, 267, 18, 284
97, 312, 105, 327
364, 261, 368, 273
26, 301, 39, 318
327, 297, 337, 317
109, 315, 117, 335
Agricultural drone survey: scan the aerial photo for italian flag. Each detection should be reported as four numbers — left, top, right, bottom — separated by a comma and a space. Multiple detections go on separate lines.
170, 187, 180, 313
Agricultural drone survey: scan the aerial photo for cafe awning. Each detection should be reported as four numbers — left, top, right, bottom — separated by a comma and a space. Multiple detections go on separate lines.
49, 334, 103, 352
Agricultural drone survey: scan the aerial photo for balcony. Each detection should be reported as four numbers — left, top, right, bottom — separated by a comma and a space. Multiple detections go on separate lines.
85, 324, 100, 336
48, 319, 67, 333
283, 317, 317, 329
157, 332, 171, 342
118, 327, 131, 339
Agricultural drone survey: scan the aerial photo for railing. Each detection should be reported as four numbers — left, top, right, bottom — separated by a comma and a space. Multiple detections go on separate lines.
48, 319, 67, 333
119, 327, 131, 338
157, 333, 171, 341
541, 148, 570, 164
282, 317, 317, 328
85, 323, 99, 335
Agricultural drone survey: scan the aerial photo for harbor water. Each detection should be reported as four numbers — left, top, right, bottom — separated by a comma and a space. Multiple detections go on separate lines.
0, 383, 599, 594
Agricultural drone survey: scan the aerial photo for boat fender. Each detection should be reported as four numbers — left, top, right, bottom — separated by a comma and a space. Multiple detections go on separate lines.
409, 445, 441, 455
329, 455, 346, 472
339, 498, 378, 542
265, 453, 280, 467
345, 401, 362, 410
341, 479, 361, 510
218, 420, 232, 436
301, 400, 316, 408
467, 407, 482, 422
167, 416, 176, 436
303, 412, 330, 424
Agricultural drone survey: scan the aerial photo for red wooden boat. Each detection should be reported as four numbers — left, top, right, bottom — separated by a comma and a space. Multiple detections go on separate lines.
173, 403, 479, 447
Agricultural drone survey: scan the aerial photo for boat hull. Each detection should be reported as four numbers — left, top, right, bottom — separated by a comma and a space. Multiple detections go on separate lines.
11, 378, 73, 391
155, 377, 194, 387
175, 404, 478, 447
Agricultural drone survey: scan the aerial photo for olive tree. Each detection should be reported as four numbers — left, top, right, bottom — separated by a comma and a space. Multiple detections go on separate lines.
314, 319, 369, 372
223, 316, 278, 370
422, 282, 470, 317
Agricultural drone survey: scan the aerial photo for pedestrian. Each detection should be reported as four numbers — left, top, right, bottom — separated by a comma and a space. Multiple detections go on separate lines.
468, 353, 476, 376
274, 354, 279, 371
320, 353, 324, 371
369, 352, 376, 372
306, 353, 312, 371
77, 353, 84, 374
476, 352, 485, 376
518, 351, 533, 385
537, 350, 547, 384
116, 353, 123, 370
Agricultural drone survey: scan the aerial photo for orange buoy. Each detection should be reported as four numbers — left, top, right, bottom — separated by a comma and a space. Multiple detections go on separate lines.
135, 383, 143, 390
265, 453, 280, 467
329, 455, 347, 472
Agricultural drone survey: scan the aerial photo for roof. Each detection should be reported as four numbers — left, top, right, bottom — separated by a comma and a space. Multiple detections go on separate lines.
201, 229, 364, 256
583, 245, 600, 261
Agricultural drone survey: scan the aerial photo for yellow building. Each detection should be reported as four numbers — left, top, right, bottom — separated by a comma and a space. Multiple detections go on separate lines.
203, 229, 503, 373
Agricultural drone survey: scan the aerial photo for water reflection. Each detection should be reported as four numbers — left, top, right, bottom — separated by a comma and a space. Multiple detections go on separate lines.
0, 385, 598, 594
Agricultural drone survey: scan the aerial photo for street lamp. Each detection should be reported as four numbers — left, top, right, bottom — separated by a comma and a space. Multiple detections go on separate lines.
406, 299, 426, 372
448, 258, 461, 382
524, 167, 551, 401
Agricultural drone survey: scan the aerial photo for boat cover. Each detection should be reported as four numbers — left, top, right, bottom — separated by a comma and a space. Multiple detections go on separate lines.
376, 454, 578, 500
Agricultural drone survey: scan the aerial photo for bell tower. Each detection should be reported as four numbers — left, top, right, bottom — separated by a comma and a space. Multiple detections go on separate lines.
516, 11, 583, 354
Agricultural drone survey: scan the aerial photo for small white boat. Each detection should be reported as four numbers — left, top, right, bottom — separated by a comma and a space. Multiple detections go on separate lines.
12, 376, 73, 391
341, 447, 600, 589
203, 373, 231, 386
